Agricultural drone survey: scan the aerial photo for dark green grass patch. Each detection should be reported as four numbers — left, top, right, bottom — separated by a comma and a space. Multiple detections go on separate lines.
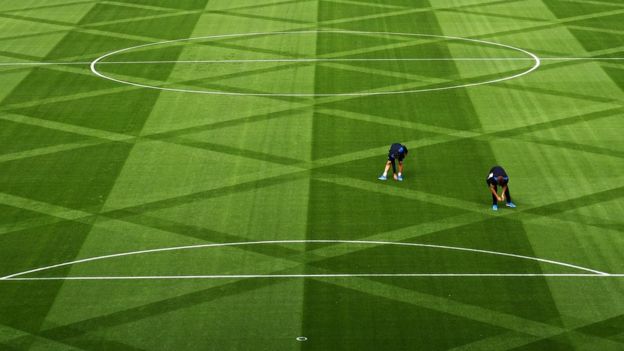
544, 0, 618, 19
327, 11, 444, 32
91, 13, 202, 41
45, 31, 148, 61
301, 279, 508, 351
309, 242, 552, 275
602, 66, 624, 90
568, 28, 624, 53
317, 90, 482, 129
0, 203, 47, 227
318, 0, 390, 22
568, 13, 624, 32
12, 88, 161, 134
377, 217, 564, 322
314, 64, 415, 94
310, 112, 437, 160
117, 0, 209, 11
79, 3, 166, 25
2, 68, 116, 106
316, 31, 407, 57
0, 142, 132, 210
0, 221, 93, 331
306, 179, 468, 240
0, 119, 92, 155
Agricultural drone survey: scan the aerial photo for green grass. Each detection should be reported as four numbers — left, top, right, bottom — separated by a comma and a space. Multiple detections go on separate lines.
0, 0, 623, 350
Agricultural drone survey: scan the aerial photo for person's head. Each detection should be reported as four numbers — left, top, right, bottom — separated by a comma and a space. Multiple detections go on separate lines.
497, 176, 508, 185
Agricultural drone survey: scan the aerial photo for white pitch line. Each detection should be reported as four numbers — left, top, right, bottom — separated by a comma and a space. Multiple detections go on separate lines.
1, 57, 622, 67
92, 57, 624, 63
88, 30, 542, 96
0, 240, 610, 281
0, 62, 92, 66
101, 58, 535, 63
541, 57, 624, 60
3, 274, 624, 281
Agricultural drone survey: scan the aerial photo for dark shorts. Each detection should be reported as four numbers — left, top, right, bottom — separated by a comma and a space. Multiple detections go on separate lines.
388, 155, 405, 162
388, 143, 406, 162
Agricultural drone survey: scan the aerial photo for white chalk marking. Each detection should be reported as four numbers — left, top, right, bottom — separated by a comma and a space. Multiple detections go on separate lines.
89, 30, 542, 96
3, 274, 624, 281
0, 57, 621, 67
542, 57, 624, 60
0, 240, 610, 281
0, 62, 92, 66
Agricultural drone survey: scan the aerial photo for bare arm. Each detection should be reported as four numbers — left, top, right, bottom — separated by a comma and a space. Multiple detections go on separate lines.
500, 185, 508, 200
490, 185, 502, 201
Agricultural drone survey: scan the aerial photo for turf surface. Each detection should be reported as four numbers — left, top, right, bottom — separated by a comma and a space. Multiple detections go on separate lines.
0, 0, 623, 350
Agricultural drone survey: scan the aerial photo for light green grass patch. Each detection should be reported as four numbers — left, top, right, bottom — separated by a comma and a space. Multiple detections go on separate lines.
103, 140, 300, 210
146, 177, 310, 241
489, 138, 623, 205
0, 0, 83, 12
85, 279, 305, 351
139, 93, 307, 135
12, 2, 95, 25
0, 70, 31, 102
190, 12, 307, 37
182, 110, 313, 162
465, 84, 620, 133
0, 32, 67, 59
433, 10, 545, 37
0, 17, 67, 40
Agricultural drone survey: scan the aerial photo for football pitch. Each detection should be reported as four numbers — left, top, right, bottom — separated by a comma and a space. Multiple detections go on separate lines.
0, 0, 623, 350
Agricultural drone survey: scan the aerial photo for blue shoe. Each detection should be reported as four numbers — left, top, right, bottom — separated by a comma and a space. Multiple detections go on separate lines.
397, 175, 403, 181
378, 175, 387, 181
506, 202, 516, 208
492, 204, 498, 211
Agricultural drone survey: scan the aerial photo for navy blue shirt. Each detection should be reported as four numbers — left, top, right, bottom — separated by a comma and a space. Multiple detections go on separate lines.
388, 143, 408, 161
486, 166, 508, 186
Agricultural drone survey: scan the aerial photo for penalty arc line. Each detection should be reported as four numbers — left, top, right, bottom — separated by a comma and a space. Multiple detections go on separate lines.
0, 240, 611, 281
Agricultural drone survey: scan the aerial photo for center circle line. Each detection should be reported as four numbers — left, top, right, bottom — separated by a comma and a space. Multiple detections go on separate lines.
89, 30, 541, 96
95, 57, 539, 64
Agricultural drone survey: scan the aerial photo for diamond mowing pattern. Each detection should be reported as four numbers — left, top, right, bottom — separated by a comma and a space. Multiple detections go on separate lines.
0, 0, 622, 349
0, 0, 616, 280
1, 0, 620, 280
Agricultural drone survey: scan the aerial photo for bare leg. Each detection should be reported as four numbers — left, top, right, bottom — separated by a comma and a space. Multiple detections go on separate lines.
492, 185, 498, 205
382, 161, 392, 176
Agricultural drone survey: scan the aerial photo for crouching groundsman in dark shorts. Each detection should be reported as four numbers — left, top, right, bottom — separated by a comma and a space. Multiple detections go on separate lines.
378, 143, 408, 181
486, 166, 516, 211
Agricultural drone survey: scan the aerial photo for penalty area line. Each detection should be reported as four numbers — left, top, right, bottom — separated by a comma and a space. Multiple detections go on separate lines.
3, 273, 624, 281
